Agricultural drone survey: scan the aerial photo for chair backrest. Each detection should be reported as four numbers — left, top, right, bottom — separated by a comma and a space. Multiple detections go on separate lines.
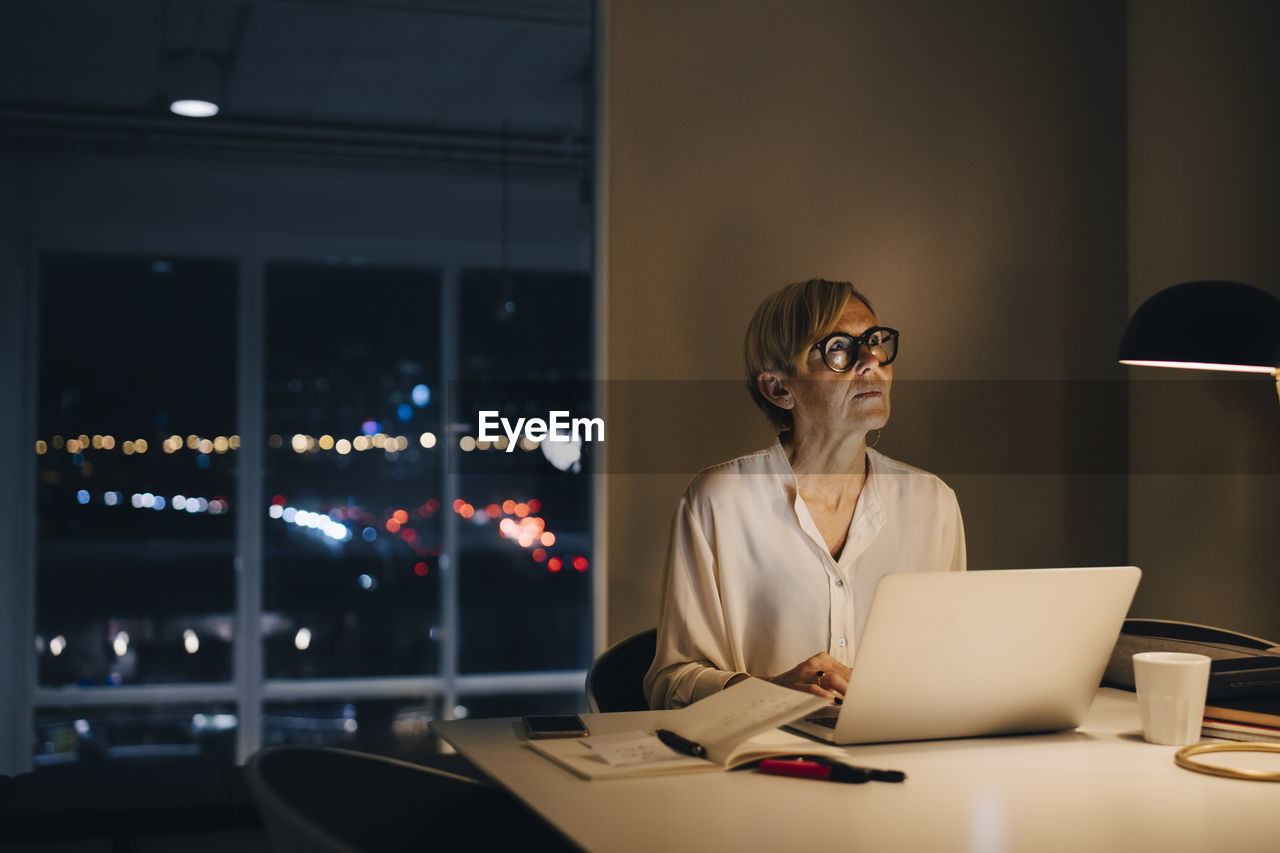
245, 745, 498, 853
585, 628, 658, 712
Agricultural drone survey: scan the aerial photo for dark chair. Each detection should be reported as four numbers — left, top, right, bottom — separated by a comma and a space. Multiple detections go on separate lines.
245, 745, 577, 852
585, 628, 658, 712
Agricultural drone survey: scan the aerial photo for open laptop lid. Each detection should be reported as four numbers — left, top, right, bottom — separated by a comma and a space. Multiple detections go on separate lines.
790, 566, 1141, 745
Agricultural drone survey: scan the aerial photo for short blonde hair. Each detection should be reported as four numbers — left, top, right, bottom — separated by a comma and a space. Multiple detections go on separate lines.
743, 278, 875, 432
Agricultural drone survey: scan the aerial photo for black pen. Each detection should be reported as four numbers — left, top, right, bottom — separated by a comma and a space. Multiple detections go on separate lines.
655, 728, 707, 758
759, 758, 906, 784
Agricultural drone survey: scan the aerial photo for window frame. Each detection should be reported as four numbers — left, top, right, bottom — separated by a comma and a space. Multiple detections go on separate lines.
8, 233, 597, 771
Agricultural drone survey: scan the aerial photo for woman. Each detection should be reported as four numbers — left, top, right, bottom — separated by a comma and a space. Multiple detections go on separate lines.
644, 278, 966, 710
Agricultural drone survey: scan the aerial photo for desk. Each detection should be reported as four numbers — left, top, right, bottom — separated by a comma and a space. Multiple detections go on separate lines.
433, 689, 1280, 853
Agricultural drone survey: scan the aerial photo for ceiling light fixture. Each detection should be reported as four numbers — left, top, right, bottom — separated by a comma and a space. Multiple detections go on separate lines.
166, 50, 224, 118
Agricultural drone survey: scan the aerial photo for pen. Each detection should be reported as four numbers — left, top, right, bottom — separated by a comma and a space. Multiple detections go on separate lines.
655, 728, 707, 758
758, 758, 906, 784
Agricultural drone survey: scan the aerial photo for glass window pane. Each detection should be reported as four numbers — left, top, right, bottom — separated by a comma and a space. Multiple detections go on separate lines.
456, 270, 594, 674
264, 263, 443, 678
36, 254, 238, 687
34, 704, 238, 769
263, 699, 448, 764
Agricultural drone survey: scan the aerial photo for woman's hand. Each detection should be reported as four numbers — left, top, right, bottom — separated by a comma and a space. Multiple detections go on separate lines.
769, 652, 851, 701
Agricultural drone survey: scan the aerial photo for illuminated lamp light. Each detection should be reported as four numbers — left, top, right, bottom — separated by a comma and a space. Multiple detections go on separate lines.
361, 419, 380, 436
573, 556, 589, 572
486, 504, 501, 519
187, 434, 200, 449
460, 504, 475, 519
197, 439, 213, 454
372, 433, 387, 449
397, 403, 413, 422
272, 494, 286, 506
134, 438, 148, 454
76, 490, 90, 505
515, 503, 529, 518
412, 384, 431, 407
528, 499, 541, 513
540, 531, 556, 547
294, 627, 312, 651
122, 441, 134, 455
268, 504, 283, 519
414, 562, 429, 576
1119, 281, 1280, 404
532, 548, 547, 562
229, 435, 241, 449
102, 435, 115, 450
499, 518, 516, 537
213, 436, 229, 454
34, 440, 47, 455
385, 518, 400, 533
113, 631, 130, 657
183, 629, 199, 654
393, 509, 409, 525
547, 557, 563, 573
453, 498, 466, 513
502, 499, 516, 515
166, 50, 223, 118
459, 436, 476, 452
291, 434, 308, 453
336, 438, 352, 455
50, 635, 66, 656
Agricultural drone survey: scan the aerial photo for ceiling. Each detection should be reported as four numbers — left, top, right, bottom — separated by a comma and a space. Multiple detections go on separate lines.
0, 0, 593, 174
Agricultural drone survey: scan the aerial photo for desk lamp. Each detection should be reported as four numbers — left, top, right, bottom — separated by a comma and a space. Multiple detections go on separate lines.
1118, 280, 1280, 779
1118, 280, 1280, 403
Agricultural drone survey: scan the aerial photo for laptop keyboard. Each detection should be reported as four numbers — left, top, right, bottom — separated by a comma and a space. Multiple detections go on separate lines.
805, 706, 840, 728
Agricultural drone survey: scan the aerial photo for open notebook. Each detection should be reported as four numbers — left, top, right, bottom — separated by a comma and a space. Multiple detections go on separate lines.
527, 679, 842, 780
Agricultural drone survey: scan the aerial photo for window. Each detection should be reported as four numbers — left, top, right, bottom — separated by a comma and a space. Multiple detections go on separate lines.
28, 253, 595, 769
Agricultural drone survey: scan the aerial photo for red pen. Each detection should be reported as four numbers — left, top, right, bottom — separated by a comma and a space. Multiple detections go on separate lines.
758, 758, 906, 784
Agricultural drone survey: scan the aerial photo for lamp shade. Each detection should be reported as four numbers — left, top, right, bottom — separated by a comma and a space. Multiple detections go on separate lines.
1118, 281, 1280, 374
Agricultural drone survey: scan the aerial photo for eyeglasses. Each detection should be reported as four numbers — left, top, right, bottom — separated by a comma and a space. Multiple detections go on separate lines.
810, 327, 900, 372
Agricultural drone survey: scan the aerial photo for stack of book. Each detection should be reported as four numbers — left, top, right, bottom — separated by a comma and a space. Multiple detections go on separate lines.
1202, 696, 1280, 744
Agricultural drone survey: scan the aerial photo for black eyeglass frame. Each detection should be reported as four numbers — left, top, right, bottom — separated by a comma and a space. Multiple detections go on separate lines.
809, 326, 900, 371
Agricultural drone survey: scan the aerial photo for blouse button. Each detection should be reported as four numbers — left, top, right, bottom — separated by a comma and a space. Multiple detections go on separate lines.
834, 578, 844, 587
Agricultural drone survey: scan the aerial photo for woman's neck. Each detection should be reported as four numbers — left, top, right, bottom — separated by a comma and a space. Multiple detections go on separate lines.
781, 431, 870, 507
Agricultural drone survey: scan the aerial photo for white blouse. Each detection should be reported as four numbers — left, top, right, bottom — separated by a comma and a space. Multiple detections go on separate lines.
644, 441, 967, 709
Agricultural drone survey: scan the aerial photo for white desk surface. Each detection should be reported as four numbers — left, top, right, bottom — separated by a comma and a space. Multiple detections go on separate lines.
433, 689, 1280, 853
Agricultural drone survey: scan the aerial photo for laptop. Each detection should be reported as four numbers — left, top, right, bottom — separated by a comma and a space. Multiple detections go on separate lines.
787, 566, 1141, 745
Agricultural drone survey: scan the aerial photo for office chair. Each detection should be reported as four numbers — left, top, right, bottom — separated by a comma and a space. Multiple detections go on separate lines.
585, 628, 657, 712
246, 745, 575, 853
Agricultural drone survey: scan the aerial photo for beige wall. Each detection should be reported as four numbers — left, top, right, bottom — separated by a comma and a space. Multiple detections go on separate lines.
1127, 0, 1280, 639
601, 0, 1132, 643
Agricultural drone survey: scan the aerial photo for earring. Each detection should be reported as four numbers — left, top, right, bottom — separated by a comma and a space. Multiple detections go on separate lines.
867, 429, 881, 449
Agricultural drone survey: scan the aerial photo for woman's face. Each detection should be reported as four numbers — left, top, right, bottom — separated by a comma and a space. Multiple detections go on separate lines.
788, 299, 892, 438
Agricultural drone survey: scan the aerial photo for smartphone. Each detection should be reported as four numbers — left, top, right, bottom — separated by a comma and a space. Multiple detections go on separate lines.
522, 714, 589, 739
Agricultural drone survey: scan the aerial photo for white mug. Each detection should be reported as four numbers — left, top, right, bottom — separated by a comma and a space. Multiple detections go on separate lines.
1132, 652, 1211, 746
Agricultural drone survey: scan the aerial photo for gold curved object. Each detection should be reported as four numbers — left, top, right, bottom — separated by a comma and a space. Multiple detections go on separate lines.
1174, 741, 1280, 781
